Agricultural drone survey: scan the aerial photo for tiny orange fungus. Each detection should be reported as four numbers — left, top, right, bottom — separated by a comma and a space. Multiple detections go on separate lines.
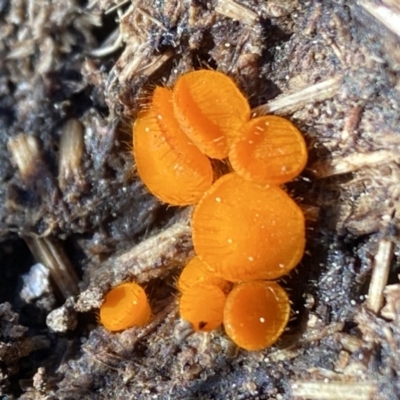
192, 173, 305, 282
229, 115, 308, 185
172, 70, 251, 159
178, 255, 229, 294
100, 282, 151, 332
223, 280, 290, 351
133, 93, 213, 205
179, 284, 226, 332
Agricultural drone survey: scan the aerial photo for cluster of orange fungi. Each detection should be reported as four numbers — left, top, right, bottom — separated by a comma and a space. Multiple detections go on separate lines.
100, 70, 308, 351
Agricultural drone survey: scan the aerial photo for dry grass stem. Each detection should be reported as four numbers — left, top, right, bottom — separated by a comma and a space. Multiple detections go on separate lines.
215, 0, 258, 25
252, 76, 342, 116
105, 0, 131, 15
312, 150, 400, 178
366, 239, 393, 314
90, 28, 123, 57
381, 278, 400, 320
360, 0, 400, 38
291, 381, 377, 400
8, 135, 41, 179
301, 322, 344, 343
58, 119, 84, 192
23, 236, 79, 298
110, 218, 191, 283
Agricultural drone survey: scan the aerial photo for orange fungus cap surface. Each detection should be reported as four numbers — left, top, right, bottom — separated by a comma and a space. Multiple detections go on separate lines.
192, 173, 305, 281
223, 280, 290, 351
151, 86, 209, 167
229, 115, 308, 185
172, 70, 250, 159
178, 255, 229, 294
133, 98, 213, 205
179, 284, 226, 332
100, 282, 151, 332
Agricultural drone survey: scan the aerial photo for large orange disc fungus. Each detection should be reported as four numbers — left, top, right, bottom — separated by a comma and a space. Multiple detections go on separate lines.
192, 173, 305, 281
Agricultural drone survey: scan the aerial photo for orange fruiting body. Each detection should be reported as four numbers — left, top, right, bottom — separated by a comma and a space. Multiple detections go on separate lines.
133, 96, 213, 205
179, 284, 226, 332
151, 86, 210, 168
192, 172, 305, 282
129, 70, 308, 348
172, 70, 251, 159
229, 115, 308, 185
178, 255, 229, 294
223, 280, 290, 351
100, 282, 151, 332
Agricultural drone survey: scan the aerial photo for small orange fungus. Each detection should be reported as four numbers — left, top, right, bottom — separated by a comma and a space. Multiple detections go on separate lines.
229, 115, 308, 185
179, 284, 226, 332
178, 255, 229, 294
172, 70, 251, 159
223, 280, 290, 350
100, 282, 151, 332
133, 91, 213, 205
192, 173, 305, 282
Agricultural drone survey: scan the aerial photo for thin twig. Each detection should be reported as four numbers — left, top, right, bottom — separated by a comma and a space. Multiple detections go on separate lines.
291, 381, 376, 399
311, 150, 400, 178
360, 0, 400, 38
252, 76, 342, 116
366, 239, 393, 313
23, 236, 80, 298
215, 0, 258, 25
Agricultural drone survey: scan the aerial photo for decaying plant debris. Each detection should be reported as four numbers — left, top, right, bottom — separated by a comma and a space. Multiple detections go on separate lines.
1, 0, 400, 398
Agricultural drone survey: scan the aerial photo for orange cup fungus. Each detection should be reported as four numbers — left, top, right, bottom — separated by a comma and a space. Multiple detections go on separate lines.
133, 87, 213, 205
100, 282, 151, 332
223, 281, 290, 351
172, 70, 251, 159
151, 86, 212, 170
229, 115, 308, 185
129, 69, 309, 350
179, 284, 226, 332
192, 172, 306, 282
178, 255, 229, 294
